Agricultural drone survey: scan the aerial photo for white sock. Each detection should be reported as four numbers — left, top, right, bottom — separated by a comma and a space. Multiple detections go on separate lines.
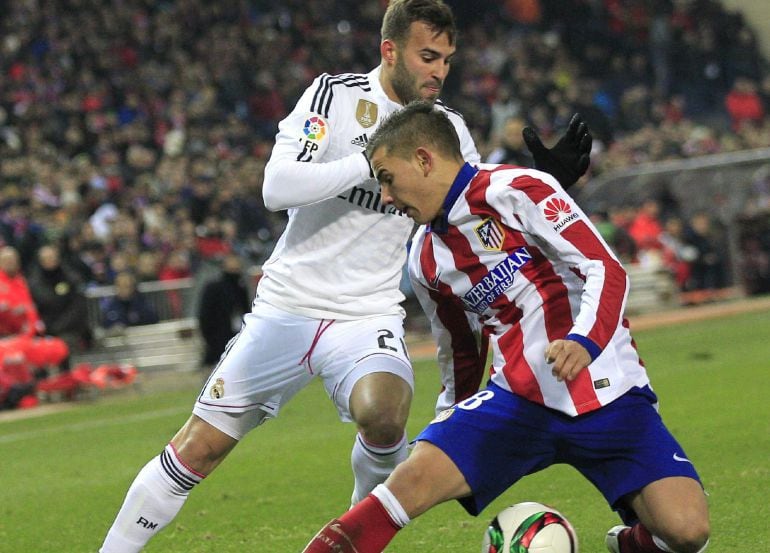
652, 535, 677, 552
652, 535, 709, 553
100, 444, 204, 553
694, 539, 709, 553
371, 483, 410, 527
350, 432, 407, 506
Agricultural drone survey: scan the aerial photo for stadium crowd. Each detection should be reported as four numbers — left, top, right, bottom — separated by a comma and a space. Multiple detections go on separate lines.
1, 0, 769, 409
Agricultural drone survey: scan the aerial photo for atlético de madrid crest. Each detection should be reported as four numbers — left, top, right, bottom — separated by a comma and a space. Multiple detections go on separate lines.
475, 217, 505, 251
356, 99, 378, 128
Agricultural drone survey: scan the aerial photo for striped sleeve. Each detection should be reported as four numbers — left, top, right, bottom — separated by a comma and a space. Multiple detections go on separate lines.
495, 169, 628, 355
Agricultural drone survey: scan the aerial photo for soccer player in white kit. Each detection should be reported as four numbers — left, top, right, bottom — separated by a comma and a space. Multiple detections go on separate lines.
301, 103, 709, 553
99, 2, 591, 551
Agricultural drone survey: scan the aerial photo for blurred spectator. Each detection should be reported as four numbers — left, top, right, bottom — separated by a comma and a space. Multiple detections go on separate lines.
135, 251, 161, 283
607, 206, 639, 264
197, 254, 250, 368
760, 75, 770, 112
158, 249, 193, 282
628, 198, 664, 267
27, 244, 92, 352
503, 0, 542, 26
725, 77, 765, 132
58, 229, 97, 286
106, 251, 133, 285
0, 349, 36, 410
740, 236, 770, 296
0, 246, 45, 338
659, 217, 697, 291
589, 208, 638, 265
100, 271, 158, 330
488, 85, 522, 140
158, 249, 193, 318
0, 201, 46, 270
195, 216, 233, 261
589, 210, 616, 242
568, 80, 615, 147
736, 209, 770, 296
485, 115, 534, 166
0, 246, 70, 401
684, 212, 729, 292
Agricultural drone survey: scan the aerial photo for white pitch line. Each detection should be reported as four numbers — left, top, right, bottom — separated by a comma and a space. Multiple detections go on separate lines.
0, 406, 190, 445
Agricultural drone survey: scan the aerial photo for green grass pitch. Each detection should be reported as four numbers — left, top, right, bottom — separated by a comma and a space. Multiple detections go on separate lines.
1, 309, 768, 552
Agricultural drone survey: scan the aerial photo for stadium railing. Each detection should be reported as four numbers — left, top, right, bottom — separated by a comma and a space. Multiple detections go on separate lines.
77, 267, 264, 373
577, 146, 770, 305
79, 279, 202, 373
84, 277, 197, 329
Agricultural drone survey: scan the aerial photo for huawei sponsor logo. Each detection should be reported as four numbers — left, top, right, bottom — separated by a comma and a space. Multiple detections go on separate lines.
543, 197, 580, 232
544, 197, 571, 222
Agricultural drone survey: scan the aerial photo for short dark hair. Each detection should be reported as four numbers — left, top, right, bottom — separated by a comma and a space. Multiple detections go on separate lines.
381, 0, 456, 47
366, 100, 462, 161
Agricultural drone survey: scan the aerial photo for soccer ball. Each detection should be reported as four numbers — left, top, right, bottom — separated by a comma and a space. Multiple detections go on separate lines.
481, 501, 578, 553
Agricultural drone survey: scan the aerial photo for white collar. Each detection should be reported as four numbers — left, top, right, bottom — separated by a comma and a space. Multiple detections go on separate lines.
367, 65, 403, 109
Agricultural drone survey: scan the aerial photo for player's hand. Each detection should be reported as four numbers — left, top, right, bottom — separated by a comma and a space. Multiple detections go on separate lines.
544, 339, 591, 382
522, 113, 592, 189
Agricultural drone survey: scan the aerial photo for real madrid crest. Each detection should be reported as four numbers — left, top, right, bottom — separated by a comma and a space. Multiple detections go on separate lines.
210, 378, 225, 399
356, 99, 378, 128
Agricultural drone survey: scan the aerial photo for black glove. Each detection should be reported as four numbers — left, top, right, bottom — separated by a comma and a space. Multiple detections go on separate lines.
522, 113, 592, 189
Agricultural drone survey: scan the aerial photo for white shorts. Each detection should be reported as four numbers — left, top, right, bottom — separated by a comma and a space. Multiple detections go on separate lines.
192, 299, 414, 439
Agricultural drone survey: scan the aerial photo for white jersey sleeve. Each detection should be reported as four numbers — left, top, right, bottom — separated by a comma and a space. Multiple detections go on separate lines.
263, 74, 372, 210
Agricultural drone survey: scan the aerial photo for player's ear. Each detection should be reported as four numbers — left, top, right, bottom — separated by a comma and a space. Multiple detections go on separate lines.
415, 147, 432, 176
381, 40, 396, 64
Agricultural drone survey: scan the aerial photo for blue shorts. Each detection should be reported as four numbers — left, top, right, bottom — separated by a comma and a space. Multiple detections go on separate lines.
416, 382, 701, 520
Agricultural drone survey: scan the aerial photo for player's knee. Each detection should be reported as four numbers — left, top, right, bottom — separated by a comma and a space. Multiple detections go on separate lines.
171, 417, 236, 473
350, 374, 411, 444
385, 443, 466, 517
659, 516, 710, 553
386, 458, 435, 515
354, 396, 407, 444
673, 524, 709, 553
357, 413, 405, 446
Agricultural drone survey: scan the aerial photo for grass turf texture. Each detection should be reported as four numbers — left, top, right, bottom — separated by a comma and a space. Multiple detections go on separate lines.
1, 309, 768, 552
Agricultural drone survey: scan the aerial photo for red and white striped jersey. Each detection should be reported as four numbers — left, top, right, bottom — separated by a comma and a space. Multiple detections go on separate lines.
409, 163, 650, 416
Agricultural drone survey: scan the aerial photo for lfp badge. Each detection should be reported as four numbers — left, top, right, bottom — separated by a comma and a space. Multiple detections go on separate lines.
303, 116, 327, 141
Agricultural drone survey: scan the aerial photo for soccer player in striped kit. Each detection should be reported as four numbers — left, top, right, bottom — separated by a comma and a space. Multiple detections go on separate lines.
99, 2, 591, 551
302, 102, 710, 553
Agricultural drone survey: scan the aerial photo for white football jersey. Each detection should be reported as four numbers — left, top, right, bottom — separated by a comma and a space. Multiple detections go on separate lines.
409, 163, 651, 416
260, 66, 480, 319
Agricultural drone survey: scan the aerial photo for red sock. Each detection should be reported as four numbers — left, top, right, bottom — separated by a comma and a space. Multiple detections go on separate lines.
302, 494, 401, 553
619, 524, 666, 552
